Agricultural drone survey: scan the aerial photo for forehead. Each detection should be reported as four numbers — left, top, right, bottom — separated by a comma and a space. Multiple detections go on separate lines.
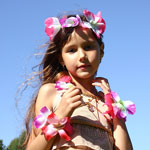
64, 27, 97, 46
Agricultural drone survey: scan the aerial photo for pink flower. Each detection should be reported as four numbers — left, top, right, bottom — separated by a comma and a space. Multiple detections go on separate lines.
44, 9, 106, 41
104, 91, 136, 120
33, 106, 51, 128
60, 15, 81, 28
45, 17, 61, 40
34, 106, 73, 141
82, 9, 106, 38
57, 76, 72, 83
55, 76, 74, 91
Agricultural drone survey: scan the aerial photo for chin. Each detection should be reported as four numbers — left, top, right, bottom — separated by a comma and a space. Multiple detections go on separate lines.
69, 71, 96, 79
76, 73, 95, 80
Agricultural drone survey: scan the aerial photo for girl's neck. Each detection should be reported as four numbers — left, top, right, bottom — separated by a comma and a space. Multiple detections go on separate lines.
70, 75, 98, 96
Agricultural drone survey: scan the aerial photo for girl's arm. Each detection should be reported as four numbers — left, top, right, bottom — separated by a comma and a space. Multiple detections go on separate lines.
26, 83, 57, 150
113, 117, 133, 150
26, 131, 56, 150
92, 77, 133, 150
26, 84, 81, 150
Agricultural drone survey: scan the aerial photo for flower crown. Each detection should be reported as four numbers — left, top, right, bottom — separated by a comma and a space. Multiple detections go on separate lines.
45, 9, 106, 41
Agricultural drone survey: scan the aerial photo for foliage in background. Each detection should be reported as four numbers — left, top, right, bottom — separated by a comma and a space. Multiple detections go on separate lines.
0, 140, 7, 150
7, 131, 26, 150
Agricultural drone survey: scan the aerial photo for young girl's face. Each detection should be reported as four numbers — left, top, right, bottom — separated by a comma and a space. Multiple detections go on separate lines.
61, 27, 101, 80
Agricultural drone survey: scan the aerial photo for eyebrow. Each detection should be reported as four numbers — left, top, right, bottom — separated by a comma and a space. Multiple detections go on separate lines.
65, 39, 96, 47
63, 35, 98, 51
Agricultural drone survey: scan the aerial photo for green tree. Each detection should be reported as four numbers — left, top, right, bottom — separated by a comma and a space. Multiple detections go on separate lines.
0, 140, 7, 150
7, 131, 26, 150
7, 138, 19, 150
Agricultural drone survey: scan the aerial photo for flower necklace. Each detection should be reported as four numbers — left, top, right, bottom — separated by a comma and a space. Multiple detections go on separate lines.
33, 76, 135, 142
55, 76, 112, 123
55, 75, 136, 121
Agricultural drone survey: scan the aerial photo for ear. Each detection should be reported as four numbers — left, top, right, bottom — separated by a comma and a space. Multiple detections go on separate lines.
100, 42, 104, 61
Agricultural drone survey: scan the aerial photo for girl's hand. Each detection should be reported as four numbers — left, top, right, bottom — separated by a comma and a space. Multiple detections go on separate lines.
92, 77, 111, 95
55, 86, 82, 120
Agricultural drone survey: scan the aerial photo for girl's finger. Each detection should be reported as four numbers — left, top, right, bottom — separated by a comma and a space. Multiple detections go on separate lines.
93, 77, 108, 83
65, 86, 79, 94
71, 95, 82, 103
101, 80, 110, 89
92, 82, 110, 95
64, 87, 81, 98
93, 77, 111, 90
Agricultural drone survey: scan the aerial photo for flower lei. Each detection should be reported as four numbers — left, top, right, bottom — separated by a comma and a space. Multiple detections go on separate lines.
104, 92, 136, 121
55, 75, 73, 91
33, 76, 136, 141
45, 9, 106, 40
33, 106, 73, 141
55, 76, 136, 121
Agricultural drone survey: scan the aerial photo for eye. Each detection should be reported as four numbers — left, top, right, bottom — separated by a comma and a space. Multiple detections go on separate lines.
84, 44, 94, 50
67, 48, 76, 53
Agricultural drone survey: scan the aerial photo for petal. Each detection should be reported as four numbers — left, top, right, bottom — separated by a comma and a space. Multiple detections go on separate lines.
115, 107, 127, 119
113, 106, 127, 120
81, 21, 92, 29
103, 103, 114, 118
92, 28, 101, 38
95, 11, 103, 23
63, 17, 79, 27
123, 101, 136, 115
45, 17, 54, 28
60, 16, 80, 28
47, 112, 59, 124
83, 9, 95, 21
45, 26, 54, 40
59, 16, 67, 25
111, 91, 120, 102
118, 110, 127, 119
33, 114, 47, 128
55, 82, 66, 90
104, 92, 114, 104
63, 118, 74, 135
68, 83, 74, 88
33, 106, 51, 128
96, 11, 102, 19
42, 124, 58, 141
58, 76, 72, 83
40, 106, 51, 117
59, 117, 68, 125
58, 129, 71, 141
127, 104, 136, 115
115, 102, 125, 111
55, 82, 64, 90
44, 17, 61, 40
113, 106, 120, 116
95, 21, 106, 34
55, 81, 73, 90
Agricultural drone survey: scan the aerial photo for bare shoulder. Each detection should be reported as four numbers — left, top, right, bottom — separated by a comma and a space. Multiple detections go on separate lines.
27, 83, 57, 147
38, 83, 56, 97
35, 83, 57, 115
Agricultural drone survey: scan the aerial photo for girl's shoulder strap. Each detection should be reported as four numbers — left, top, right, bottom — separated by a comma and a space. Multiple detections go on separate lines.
35, 83, 57, 116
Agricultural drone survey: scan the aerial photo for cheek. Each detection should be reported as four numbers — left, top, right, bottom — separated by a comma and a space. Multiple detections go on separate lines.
63, 55, 76, 69
90, 50, 100, 63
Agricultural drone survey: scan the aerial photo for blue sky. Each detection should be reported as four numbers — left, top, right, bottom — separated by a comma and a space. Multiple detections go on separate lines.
0, 0, 150, 149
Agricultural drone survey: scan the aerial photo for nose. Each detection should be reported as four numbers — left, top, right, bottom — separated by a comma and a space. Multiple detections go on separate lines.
79, 48, 87, 62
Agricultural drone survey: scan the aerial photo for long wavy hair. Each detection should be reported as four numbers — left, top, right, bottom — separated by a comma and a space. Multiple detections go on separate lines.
22, 14, 104, 147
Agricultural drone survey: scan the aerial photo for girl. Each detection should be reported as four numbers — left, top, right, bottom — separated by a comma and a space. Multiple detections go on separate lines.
24, 9, 135, 150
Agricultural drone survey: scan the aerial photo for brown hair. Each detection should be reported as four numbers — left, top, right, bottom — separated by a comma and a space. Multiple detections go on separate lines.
22, 14, 104, 147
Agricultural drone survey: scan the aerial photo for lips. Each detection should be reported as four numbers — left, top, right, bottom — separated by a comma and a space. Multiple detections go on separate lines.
78, 64, 90, 69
